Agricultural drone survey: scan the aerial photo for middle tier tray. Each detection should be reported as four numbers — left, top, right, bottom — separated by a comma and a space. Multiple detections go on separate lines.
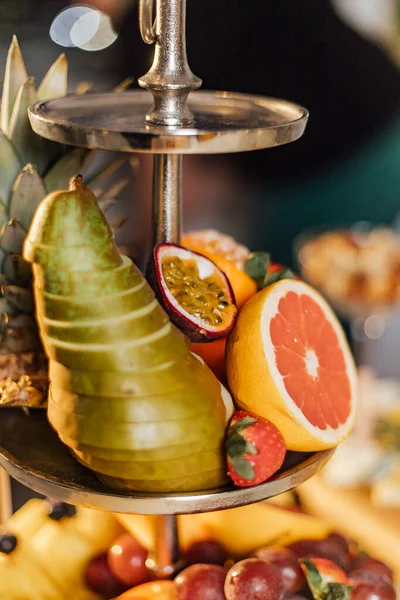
28, 90, 308, 155
0, 408, 332, 515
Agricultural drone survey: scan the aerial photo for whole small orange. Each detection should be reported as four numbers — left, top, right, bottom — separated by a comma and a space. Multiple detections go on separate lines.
183, 231, 257, 380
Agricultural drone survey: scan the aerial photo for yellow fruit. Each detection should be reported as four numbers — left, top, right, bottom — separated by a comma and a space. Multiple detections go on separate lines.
31, 520, 96, 593
74, 506, 125, 551
116, 513, 210, 553
226, 280, 357, 451
115, 502, 331, 558
0, 533, 64, 600
116, 581, 176, 599
7, 499, 121, 598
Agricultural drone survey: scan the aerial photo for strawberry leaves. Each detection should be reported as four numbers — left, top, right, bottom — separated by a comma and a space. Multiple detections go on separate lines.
244, 252, 295, 289
244, 252, 270, 288
301, 559, 351, 600
226, 417, 259, 482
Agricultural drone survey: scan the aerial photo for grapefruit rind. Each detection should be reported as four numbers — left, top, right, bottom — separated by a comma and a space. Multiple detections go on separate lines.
226, 280, 357, 451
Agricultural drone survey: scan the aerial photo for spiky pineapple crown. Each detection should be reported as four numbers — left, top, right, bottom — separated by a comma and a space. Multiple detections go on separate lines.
0, 36, 128, 362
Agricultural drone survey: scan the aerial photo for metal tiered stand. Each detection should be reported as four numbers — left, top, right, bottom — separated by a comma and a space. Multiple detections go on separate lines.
0, 0, 333, 578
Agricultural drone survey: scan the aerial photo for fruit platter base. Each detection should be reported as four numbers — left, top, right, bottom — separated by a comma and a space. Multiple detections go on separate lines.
0, 408, 332, 515
28, 90, 308, 155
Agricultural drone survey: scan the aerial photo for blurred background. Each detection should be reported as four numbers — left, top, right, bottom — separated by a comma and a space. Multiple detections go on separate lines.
2, 0, 400, 537
2, 0, 400, 264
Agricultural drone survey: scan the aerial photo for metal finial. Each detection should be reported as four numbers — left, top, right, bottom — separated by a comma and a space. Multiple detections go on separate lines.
138, 0, 201, 126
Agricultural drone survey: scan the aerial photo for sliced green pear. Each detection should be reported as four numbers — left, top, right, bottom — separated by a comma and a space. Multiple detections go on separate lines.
43, 322, 189, 371
50, 376, 221, 420
48, 396, 225, 449
35, 282, 156, 321
39, 300, 169, 344
99, 468, 226, 493
49, 354, 205, 396
24, 176, 231, 492
33, 254, 140, 296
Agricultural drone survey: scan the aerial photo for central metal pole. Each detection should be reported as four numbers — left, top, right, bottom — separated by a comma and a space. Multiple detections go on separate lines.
154, 514, 184, 578
139, 0, 200, 572
152, 154, 182, 244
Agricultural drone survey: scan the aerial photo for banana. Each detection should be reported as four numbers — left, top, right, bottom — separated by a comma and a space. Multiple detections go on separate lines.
116, 500, 331, 558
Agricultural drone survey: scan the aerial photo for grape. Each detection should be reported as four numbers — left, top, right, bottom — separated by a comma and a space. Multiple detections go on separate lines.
252, 547, 305, 593
321, 533, 351, 571
289, 535, 350, 571
288, 539, 325, 559
351, 557, 393, 583
108, 534, 151, 588
175, 563, 226, 600
85, 553, 128, 598
224, 558, 285, 600
185, 540, 229, 566
349, 569, 391, 586
351, 580, 396, 600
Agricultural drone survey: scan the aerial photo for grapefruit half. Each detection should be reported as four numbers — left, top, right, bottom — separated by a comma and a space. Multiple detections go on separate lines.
226, 280, 357, 451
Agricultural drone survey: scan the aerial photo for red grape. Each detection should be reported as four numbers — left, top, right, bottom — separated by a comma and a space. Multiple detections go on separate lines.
288, 539, 325, 559
175, 563, 226, 600
349, 570, 392, 586
289, 535, 351, 571
85, 553, 128, 598
351, 580, 396, 600
108, 534, 151, 588
351, 557, 393, 583
321, 534, 351, 571
224, 558, 285, 600
185, 540, 229, 566
252, 547, 305, 593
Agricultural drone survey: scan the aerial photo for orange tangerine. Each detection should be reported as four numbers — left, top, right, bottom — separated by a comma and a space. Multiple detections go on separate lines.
191, 338, 227, 382
181, 230, 257, 308
226, 279, 357, 451
183, 231, 257, 378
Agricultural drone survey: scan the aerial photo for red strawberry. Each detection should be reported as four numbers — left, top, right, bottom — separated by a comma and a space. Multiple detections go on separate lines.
225, 411, 286, 487
301, 558, 350, 600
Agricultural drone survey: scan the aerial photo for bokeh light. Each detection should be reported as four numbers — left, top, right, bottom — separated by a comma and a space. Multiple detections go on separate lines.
50, 6, 118, 51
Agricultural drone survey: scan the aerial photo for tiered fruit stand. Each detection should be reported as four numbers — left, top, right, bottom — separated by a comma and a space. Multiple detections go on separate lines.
0, 0, 333, 578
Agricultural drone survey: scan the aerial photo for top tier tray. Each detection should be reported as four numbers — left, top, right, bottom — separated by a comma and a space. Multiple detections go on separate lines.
29, 90, 308, 155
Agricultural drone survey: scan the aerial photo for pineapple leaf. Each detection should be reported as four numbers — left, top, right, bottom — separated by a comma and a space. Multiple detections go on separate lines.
8, 78, 50, 176
10, 164, 46, 230
37, 54, 68, 102
97, 178, 130, 213
0, 297, 17, 317
0, 36, 28, 136
44, 147, 87, 192
0, 220, 27, 254
86, 156, 126, 196
2, 253, 32, 287
0, 130, 22, 200
82, 150, 119, 183
1, 284, 34, 314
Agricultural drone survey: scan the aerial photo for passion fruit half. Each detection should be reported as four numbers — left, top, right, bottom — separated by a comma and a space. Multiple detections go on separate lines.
149, 243, 237, 343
